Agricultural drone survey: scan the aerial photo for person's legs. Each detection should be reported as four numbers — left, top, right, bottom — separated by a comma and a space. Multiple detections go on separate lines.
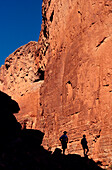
63, 148, 65, 154
83, 148, 86, 157
62, 142, 67, 155
86, 146, 89, 155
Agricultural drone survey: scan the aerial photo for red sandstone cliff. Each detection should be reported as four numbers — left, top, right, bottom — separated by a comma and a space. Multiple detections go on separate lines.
38, 0, 112, 167
0, 41, 44, 128
0, 0, 112, 168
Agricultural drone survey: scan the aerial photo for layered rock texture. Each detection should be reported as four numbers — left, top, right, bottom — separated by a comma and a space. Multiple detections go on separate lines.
0, 0, 112, 168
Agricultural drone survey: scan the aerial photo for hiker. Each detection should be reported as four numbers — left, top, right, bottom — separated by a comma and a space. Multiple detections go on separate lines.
59, 131, 68, 154
81, 134, 89, 157
23, 120, 27, 130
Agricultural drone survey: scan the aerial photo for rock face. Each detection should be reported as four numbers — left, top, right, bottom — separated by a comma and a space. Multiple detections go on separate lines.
0, 41, 44, 128
0, 0, 112, 168
38, 0, 112, 167
0, 41, 43, 96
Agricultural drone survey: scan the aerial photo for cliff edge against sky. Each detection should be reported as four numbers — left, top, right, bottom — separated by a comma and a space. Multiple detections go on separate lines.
0, 0, 112, 168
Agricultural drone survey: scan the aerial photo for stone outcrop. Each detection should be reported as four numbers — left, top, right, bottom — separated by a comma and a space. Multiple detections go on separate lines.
0, 41, 43, 96
0, 41, 44, 128
0, 0, 112, 168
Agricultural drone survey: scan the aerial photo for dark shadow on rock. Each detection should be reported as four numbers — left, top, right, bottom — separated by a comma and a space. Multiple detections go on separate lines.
51, 149, 104, 170
0, 91, 104, 170
0, 91, 21, 146
53, 148, 62, 156
21, 129, 44, 152
96, 161, 103, 166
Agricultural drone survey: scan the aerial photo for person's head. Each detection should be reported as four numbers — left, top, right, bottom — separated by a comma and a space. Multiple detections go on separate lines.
83, 134, 86, 138
63, 131, 67, 135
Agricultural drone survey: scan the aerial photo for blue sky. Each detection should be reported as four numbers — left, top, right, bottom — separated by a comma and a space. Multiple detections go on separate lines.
0, 0, 42, 67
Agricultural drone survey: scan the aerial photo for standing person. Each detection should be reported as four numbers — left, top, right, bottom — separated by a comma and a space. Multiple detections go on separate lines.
59, 131, 68, 154
23, 120, 27, 130
81, 134, 89, 157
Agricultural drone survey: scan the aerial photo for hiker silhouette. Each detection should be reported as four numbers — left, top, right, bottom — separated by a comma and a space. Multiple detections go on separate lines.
59, 131, 68, 154
23, 120, 27, 130
81, 134, 89, 157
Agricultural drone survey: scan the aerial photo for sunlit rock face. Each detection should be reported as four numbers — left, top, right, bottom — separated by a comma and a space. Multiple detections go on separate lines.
0, 41, 44, 129
37, 0, 112, 167
0, 41, 43, 96
0, 0, 112, 167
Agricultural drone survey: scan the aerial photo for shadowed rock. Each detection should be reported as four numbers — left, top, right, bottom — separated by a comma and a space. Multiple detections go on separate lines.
0, 91, 21, 147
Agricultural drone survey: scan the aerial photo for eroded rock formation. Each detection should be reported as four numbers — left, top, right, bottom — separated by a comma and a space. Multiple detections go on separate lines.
0, 41, 44, 128
0, 41, 43, 96
0, 0, 112, 168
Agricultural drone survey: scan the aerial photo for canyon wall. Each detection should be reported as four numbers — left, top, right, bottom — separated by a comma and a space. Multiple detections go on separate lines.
38, 0, 112, 166
0, 0, 112, 167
